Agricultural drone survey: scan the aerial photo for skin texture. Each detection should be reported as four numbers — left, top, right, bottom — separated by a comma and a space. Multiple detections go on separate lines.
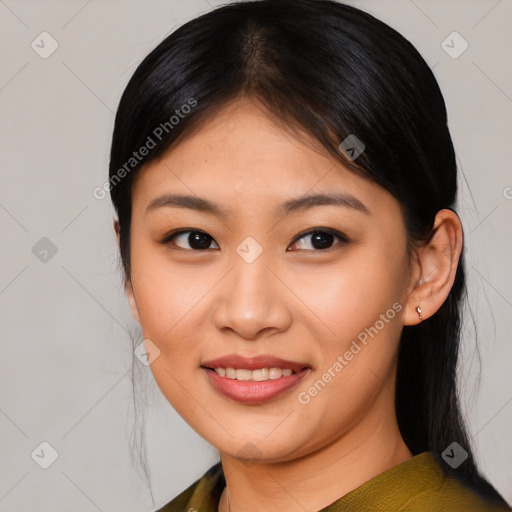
123, 98, 463, 512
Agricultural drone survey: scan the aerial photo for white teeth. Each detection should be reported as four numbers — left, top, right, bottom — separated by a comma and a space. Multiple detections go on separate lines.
252, 368, 269, 381
269, 367, 282, 379
235, 369, 252, 381
213, 366, 296, 381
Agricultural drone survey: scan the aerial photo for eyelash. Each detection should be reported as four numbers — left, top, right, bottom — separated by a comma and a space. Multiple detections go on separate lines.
160, 227, 351, 252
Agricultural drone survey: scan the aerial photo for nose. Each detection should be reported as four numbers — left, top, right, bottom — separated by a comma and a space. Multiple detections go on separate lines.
212, 257, 293, 341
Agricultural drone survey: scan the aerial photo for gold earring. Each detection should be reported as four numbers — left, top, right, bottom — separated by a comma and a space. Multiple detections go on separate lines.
416, 306, 423, 320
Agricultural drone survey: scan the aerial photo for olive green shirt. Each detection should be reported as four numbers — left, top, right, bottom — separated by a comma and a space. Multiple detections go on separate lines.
155, 451, 511, 511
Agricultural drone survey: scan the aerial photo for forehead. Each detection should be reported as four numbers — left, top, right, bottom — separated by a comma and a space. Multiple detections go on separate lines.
131, 98, 394, 217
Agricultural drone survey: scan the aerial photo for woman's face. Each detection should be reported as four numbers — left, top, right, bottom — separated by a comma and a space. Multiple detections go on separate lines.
127, 98, 414, 463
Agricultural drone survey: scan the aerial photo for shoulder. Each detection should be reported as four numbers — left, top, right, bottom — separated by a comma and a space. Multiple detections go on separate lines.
401, 477, 511, 511
399, 453, 511, 512
153, 462, 224, 512
327, 451, 511, 512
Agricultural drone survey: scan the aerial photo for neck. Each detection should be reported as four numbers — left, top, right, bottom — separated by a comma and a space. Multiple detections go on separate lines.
218, 397, 412, 512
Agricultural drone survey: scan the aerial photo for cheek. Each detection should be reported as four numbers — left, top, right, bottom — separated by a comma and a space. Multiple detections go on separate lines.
291, 245, 407, 349
128, 243, 215, 422
129, 240, 213, 362
289, 253, 406, 448
289, 243, 407, 403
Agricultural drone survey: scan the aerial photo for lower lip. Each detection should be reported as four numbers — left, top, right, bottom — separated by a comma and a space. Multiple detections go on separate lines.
202, 367, 311, 403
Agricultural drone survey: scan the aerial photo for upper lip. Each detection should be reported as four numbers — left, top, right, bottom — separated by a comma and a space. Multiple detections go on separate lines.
201, 354, 311, 372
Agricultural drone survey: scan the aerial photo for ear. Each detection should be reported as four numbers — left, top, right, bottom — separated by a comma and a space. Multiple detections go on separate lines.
114, 219, 141, 324
403, 209, 463, 325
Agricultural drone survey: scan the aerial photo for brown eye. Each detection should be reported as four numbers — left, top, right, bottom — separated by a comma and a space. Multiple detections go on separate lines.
288, 229, 349, 251
163, 230, 220, 250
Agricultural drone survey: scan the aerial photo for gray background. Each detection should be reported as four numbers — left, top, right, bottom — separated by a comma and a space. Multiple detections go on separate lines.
0, 0, 511, 510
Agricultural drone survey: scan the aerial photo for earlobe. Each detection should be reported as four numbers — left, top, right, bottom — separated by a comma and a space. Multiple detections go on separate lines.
403, 209, 463, 326
125, 279, 141, 323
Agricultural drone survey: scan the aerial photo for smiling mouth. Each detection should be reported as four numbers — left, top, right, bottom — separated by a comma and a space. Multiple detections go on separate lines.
200, 364, 312, 403
201, 366, 305, 381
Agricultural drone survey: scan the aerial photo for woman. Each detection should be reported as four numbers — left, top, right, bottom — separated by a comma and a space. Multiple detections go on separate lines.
108, 0, 511, 510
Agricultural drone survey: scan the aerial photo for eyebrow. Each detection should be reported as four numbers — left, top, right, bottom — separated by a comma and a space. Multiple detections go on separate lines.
146, 191, 370, 218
